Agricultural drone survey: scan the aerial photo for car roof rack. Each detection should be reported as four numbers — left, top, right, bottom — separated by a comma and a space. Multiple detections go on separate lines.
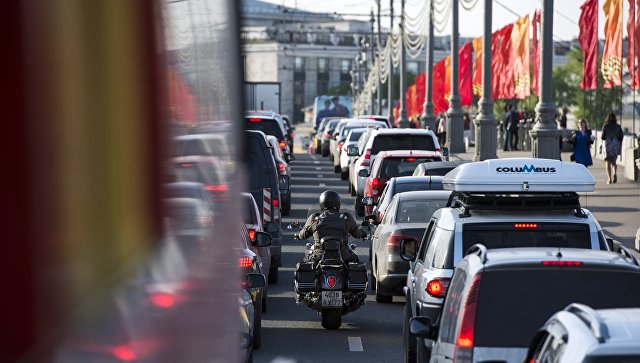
564, 303, 609, 343
446, 191, 588, 218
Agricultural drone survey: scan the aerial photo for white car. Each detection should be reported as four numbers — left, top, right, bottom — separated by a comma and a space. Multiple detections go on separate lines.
330, 120, 387, 172
339, 128, 368, 180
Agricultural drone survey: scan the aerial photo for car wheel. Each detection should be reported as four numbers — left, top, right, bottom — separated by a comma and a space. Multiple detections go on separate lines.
262, 295, 267, 314
403, 299, 417, 363
334, 164, 340, 173
282, 197, 291, 216
355, 196, 365, 217
369, 271, 376, 291
375, 282, 393, 303
340, 170, 348, 180
316, 140, 321, 154
253, 299, 262, 349
322, 148, 329, 157
350, 183, 356, 196
268, 266, 278, 284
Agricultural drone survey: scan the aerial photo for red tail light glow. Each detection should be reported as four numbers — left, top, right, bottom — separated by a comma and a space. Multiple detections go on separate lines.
386, 233, 405, 248
207, 184, 228, 192
405, 157, 417, 162
435, 148, 442, 153
249, 117, 262, 122
324, 132, 331, 138
514, 223, 538, 229
337, 142, 344, 150
273, 199, 279, 207
327, 276, 336, 288
541, 260, 583, 266
278, 161, 286, 173
150, 292, 176, 309
239, 256, 254, 269
364, 148, 372, 160
426, 278, 451, 297
248, 228, 256, 242
455, 273, 482, 357
112, 345, 137, 361
199, 214, 213, 226
289, 133, 294, 139
278, 140, 287, 149
180, 163, 194, 167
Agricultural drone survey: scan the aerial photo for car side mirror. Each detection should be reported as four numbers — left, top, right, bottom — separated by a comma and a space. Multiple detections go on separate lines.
240, 333, 253, 349
409, 316, 432, 338
254, 231, 272, 247
347, 145, 359, 156
606, 237, 615, 251
364, 214, 379, 225
400, 238, 418, 261
278, 175, 290, 193
362, 196, 377, 206
285, 153, 296, 162
266, 222, 279, 234
358, 169, 369, 178
246, 273, 266, 289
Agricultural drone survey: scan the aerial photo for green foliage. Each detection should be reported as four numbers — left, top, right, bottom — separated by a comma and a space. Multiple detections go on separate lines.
327, 82, 351, 96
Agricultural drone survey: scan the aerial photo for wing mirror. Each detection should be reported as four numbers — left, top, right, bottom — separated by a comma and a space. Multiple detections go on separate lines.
358, 169, 369, 178
278, 175, 290, 193
362, 196, 376, 206
254, 231, 272, 247
409, 316, 432, 338
245, 273, 266, 289
347, 145, 360, 156
285, 153, 296, 162
400, 238, 419, 261
363, 214, 379, 225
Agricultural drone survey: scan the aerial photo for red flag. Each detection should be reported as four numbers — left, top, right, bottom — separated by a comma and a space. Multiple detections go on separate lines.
432, 59, 448, 114
628, 0, 637, 89
636, 0, 640, 87
579, 0, 598, 90
512, 16, 530, 99
602, 0, 623, 88
491, 24, 514, 99
472, 37, 483, 96
459, 42, 473, 105
168, 68, 197, 124
531, 10, 541, 96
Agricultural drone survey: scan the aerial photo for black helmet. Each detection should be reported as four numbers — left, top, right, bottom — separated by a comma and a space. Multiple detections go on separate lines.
319, 190, 341, 211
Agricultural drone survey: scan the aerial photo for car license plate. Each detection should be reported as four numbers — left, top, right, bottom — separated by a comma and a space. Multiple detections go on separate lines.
321, 291, 342, 307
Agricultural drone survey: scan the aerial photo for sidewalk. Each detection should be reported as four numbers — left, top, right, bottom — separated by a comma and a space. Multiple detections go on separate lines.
449, 147, 640, 248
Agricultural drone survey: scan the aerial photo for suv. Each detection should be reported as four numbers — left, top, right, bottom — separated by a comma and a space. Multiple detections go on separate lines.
409, 247, 640, 363
524, 304, 640, 362
347, 129, 441, 216
245, 111, 291, 154
246, 130, 288, 283
265, 135, 294, 216
360, 150, 443, 216
400, 158, 609, 362
330, 120, 387, 172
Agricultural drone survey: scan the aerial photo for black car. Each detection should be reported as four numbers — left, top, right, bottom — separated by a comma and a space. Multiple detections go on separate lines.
245, 111, 290, 154
281, 114, 295, 150
246, 130, 288, 283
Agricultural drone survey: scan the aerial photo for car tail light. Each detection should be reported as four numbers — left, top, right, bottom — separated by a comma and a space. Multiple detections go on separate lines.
149, 292, 176, 309
278, 161, 286, 173
249, 117, 261, 122
278, 140, 287, 149
370, 177, 380, 195
454, 273, 482, 363
248, 228, 256, 242
272, 199, 280, 223
435, 148, 442, 154
289, 133, 294, 139
337, 142, 344, 150
405, 157, 417, 162
198, 214, 213, 226
112, 345, 137, 361
327, 276, 336, 288
364, 148, 372, 160
207, 184, 228, 192
180, 163, 194, 167
541, 260, 583, 266
324, 132, 331, 138
426, 278, 451, 298
239, 256, 254, 269
273, 198, 279, 207
514, 223, 538, 229
386, 233, 405, 248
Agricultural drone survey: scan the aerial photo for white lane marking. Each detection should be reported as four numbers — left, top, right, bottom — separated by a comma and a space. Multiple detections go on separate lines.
348, 337, 363, 352
315, 167, 322, 170
310, 154, 318, 161
319, 183, 326, 187
317, 174, 324, 178
314, 161, 320, 164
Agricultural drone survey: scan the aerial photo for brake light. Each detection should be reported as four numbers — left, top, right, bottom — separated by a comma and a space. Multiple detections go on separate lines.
273, 199, 279, 207
248, 228, 256, 242
364, 148, 372, 160
514, 223, 538, 229
325, 132, 331, 138
386, 233, 405, 248
289, 133, 294, 139
337, 142, 344, 150
455, 273, 482, 362
405, 157, 417, 162
112, 345, 137, 361
180, 163, 194, 167
426, 278, 451, 298
199, 214, 213, 226
239, 256, 254, 269
249, 117, 262, 122
278, 161, 286, 173
327, 276, 336, 288
370, 177, 380, 195
207, 184, 228, 192
541, 261, 583, 266
149, 292, 176, 309
278, 140, 287, 149
435, 148, 442, 153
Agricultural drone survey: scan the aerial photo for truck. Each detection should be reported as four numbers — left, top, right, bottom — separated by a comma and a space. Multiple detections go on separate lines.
244, 82, 281, 113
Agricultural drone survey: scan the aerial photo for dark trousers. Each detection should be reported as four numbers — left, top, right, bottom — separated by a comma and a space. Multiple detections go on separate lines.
503, 129, 510, 151
509, 129, 519, 150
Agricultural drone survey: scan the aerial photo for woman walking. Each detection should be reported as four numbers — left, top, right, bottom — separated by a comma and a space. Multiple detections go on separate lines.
601, 112, 624, 184
566, 119, 593, 167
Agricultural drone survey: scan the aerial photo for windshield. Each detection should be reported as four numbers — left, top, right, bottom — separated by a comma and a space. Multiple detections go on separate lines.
246, 118, 285, 139
462, 223, 591, 252
396, 199, 448, 223
379, 157, 440, 178
347, 130, 365, 142
371, 135, 437, 154
422, 167, 456, 176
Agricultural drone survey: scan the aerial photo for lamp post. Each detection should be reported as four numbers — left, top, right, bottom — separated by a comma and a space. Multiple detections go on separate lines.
421, 0, 436, 130
376, 1, 382, 115
446, 0, 465, 152
397, 0, 409, 128
370, 9, 376, 114
387, 0, 395, 126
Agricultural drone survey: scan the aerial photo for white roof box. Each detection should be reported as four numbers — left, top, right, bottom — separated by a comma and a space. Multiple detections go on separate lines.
442, 158, 595, 192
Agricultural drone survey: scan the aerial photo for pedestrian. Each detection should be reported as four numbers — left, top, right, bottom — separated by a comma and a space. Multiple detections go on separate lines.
565, 119, 593, 168
507, 104, 520, 150
601, 112, 624, 184
502, 105, 510, 151
437, 113, 447, 147
557, 107, 569, 129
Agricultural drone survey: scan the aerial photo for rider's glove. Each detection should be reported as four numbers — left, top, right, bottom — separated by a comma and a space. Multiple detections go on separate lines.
293, 233, 300, 240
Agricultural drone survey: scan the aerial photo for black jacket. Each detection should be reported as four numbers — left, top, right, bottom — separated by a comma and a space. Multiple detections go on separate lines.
298, 210, 365, 246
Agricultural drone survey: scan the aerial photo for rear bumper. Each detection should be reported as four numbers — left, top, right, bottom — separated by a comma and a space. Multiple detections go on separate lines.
377, 273, 407, 295
270, 237, 282, 267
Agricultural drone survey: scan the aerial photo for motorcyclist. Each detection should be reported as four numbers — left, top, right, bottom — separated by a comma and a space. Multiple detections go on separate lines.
294, 190, 367, 265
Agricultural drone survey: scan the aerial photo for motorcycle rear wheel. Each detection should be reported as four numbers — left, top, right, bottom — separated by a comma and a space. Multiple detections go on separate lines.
321, 309, 342, 330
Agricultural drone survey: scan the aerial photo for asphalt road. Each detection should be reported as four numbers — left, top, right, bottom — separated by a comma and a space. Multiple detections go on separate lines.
254, 149, 405, 363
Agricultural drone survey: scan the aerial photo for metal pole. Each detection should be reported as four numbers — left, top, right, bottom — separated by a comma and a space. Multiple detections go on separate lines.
447, 0, 464, 151
370, 9, 376, 115
421, 0, 436, 130
473, 0, 497, 161
398, 0, 410, 128
376, 1, 382, 115
530, 0, 561, 159
388, 0, 395, 126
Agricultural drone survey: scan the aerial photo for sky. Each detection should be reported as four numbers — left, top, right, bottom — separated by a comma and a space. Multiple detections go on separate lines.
261, 0, 632, 41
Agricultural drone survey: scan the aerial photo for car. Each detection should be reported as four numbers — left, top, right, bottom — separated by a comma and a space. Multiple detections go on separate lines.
242, 192, 276, 284
164, 182, 216, 215
169, 155, 228, 203
355, 114, 393, 128
360, 150, 444, 216
400, 158, 612, 363
369, 191, 451, 304
347, 127, 378, 196
369, 176, 445, 224
346, 129, 442, 216
339, 128, 368, 180
164, 198, 214, 258
265, 135, 294, 216
411, 160, 469, 177
313, 116, 341, 154
239, 273, 266, 363
330, 120, 388, 173
246, 130, 287, 283
409, 247, 640, 363
525, 304, 640, 363
172, 133, 232, 167
281, 114, 295, 150
319, 118, 342, 157
245, 111, 290, 154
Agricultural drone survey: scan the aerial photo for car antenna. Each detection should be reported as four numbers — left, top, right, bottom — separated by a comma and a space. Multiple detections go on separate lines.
556, 249, 563, 258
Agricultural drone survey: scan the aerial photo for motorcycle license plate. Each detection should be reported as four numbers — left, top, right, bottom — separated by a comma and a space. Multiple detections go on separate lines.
321, 291, 342, 307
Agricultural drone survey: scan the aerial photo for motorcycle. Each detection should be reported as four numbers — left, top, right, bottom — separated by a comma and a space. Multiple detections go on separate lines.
288, 220, 370, 330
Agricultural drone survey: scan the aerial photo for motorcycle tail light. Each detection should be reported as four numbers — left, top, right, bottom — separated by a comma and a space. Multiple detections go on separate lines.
327, 276, 336, 288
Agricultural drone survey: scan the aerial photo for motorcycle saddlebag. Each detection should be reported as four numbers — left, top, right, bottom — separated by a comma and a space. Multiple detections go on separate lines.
347, 262, 367, 291
295, 262, 316, 292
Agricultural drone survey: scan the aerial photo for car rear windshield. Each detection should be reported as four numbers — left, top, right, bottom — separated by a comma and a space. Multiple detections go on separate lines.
583, 356, 640, 363
462, 223, 591, 252
395, 182, 438, 193
422, 167, 455, 176
245, 118, 285, 140
347, 130, 365, 142
371, 135, 437, 154
174, 163, 220, 185
379, 157, 441, 178
474, 268, 640, 347
396, 199, 448, 223
244, 198, 256, 225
